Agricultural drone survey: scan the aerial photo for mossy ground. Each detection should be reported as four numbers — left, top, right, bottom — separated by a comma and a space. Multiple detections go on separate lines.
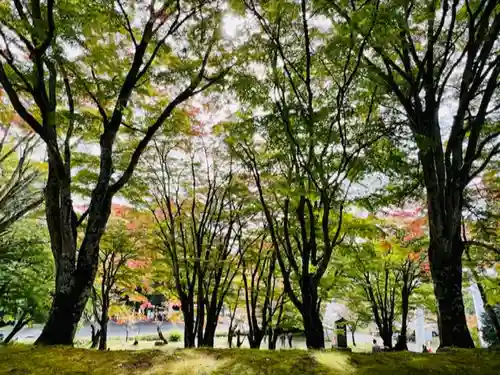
1, 345, 499, 375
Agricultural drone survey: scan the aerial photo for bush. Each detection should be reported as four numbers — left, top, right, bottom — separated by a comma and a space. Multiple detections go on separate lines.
481, 305, 500, 347
168, 332, 182, 342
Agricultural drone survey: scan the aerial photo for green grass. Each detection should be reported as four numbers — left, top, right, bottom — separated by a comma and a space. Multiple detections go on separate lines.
0, 345, 499, 375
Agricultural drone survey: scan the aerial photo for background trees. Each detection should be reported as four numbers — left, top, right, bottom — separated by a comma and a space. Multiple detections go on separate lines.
0, 124, 43, 233
0, 0, 232, 345
329, 0, 500, 348
0, 0, 498, 352
0, 221, 53, 344
146, 136, 252, 347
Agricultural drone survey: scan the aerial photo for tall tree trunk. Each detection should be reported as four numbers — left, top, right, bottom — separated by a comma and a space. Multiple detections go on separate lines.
381, 322, 393, 349
1, 313, 29, 344
429, 234, 474, 348
395, 285, 409, 351
98, 299, 109, 351
90, 325, 100, 349
182, 304, 196, 348
201, 314, 217, 348
351, 330, 356, 347
300, 279, 324, 349
36, 272, 94, 345
302, 308, 324, 349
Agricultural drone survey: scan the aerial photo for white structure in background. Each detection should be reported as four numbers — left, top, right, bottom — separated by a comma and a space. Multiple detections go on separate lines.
468, 282, 488, 348
415, 308, 425, 350
465, 267, 497, 348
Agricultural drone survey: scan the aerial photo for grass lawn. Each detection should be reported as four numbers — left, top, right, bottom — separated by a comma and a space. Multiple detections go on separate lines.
1, 345, 499, 375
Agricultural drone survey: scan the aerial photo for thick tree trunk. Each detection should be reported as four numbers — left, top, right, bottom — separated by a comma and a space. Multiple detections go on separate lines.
201, 319, 217, 348
381, 323, 393, 349
302, 308, 324, 349
301, 282, 324, 349
248, 330, 263, 349
182, 306, 196, 348
36, 275, 93, 345
430, 238, 474, 349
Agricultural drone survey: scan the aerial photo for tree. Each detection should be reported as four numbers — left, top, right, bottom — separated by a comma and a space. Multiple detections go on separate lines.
0, 124, 43, 233
93, 217, 143, 350
329, 0, 500, 348
241, 234, 286, 348
0, 0, 231, 345
339, 213, 428, 349
481, 305, 500, 347
0, 221, 53, 344
463, 170, 500, 344
147, 137, 250, 347
225, 0, 390, 348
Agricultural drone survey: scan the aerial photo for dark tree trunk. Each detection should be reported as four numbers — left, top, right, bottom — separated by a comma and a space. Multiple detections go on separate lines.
236, 331, 245, 348
395, 285, 409, 351
201, 319, 217, 348
2, 314, 29, 344
302, 309, 324, 349
430, 236, 474, 349
228, 328, 234, 348
90, 325, 100, 349
36, 271, 94, 346
268, 328, 279, 350
248, 331, 263, 349
36, 176, 108, 346
157, 325, 168, 344
301, 282, 324, 349
381, 323, 393, 349
351, 330, 356, 347
182, 304, 196, 348
98, 301, 109, 351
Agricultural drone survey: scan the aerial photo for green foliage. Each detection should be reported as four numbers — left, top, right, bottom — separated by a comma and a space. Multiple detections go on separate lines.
168, 332, 182, 342
0, 221, 53, 339
481, 306, 500, 347
0, 126, 44, 234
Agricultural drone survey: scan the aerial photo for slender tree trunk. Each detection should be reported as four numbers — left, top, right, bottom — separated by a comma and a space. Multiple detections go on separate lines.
98, 300, 109, 351
351, 330, 356, 347
429, 234, 474, 348
157, 324, 168, 344
2, 314, 29, 344
268, 328, 279, 350
90, 325, 100, 349
395, 285, 409, 351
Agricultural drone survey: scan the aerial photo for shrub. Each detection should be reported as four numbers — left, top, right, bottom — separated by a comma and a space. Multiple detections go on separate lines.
168, 332, 182, 342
